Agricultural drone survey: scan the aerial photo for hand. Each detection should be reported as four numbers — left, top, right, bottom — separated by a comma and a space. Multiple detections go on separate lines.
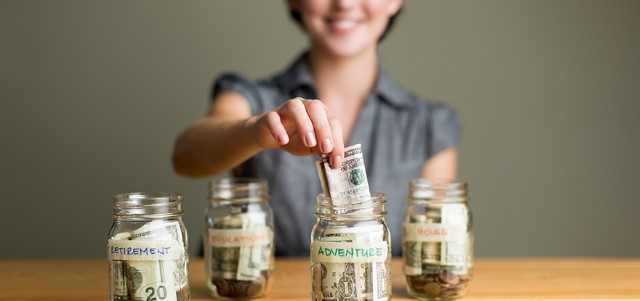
250, 97, 344, 168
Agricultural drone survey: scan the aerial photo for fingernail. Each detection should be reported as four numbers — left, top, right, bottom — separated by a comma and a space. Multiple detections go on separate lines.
276, 133, 288, 145
304, 131, 316, 147
321, 138, 333, 153
331, 155, 342, 169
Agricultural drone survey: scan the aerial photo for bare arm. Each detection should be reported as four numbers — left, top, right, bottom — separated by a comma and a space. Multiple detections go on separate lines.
421, 147, 458, 180
172, 92, 261, 177
172, 92, 345, 178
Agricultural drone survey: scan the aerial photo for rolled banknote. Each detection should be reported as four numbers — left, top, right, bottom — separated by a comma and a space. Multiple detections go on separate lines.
316, 144, 371, 205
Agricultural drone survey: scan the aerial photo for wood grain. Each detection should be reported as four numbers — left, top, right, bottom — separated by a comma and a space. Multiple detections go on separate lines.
1, 258, 639, 300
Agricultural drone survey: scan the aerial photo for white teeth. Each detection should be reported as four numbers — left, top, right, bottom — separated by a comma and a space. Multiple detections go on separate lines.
333, 20, 356, 30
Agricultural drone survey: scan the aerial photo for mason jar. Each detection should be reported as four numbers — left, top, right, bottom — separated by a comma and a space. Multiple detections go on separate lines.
402, 179, 473, 300
204, 178, 275, 299
107, 192, 190, 301
310, 193, 392, 301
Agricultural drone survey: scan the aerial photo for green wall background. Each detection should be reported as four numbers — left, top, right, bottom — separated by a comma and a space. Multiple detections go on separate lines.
1, 0, 639, 258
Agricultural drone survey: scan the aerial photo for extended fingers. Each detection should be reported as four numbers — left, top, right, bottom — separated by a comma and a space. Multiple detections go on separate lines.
304, 99, 334, 154
264, 111, 289, 145
328, 117, 344, 169
279, 97, 343, 161
285, 98, 317, 148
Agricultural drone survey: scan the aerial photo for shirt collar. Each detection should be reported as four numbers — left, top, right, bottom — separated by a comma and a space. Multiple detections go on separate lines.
275, 52, 413, 109
374, 64, 413, 108
275, 52, 317, 98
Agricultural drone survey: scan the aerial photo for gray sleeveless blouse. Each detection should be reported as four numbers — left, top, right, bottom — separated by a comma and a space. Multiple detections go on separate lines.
211, 53, 461, 256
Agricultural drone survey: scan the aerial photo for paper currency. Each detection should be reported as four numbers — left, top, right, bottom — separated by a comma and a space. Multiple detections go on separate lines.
129, 220, 188, 290
440, 203, 469, 273
314, 225, 388, 301
312, 143, 390, 301
125, 260, 177, 301
321, 231, 365, 300
237, 212, 270, 281
128, 220, 188, 301
404, 214, 424, 276
110, 232, 131, 301
109, 220, 189, 301
403, 203, 471, 299
316, 144, 371, 204
208, 210, 273, 298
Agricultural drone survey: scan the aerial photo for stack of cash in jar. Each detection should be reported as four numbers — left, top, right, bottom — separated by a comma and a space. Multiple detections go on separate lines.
313, 144, 390, 301
108, 220, 189, 301
206, 206, 273, 298
403, 203, 471, 298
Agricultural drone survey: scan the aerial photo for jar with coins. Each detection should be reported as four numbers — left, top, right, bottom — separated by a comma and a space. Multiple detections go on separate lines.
204, 178, 275, 299
402, 179, 473, 300
107, 192, 190, 301
310, 193, 392, 301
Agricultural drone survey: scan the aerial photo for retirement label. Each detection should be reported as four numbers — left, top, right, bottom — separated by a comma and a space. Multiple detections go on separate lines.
311, 241, 388, 263
108, 239, 182, 261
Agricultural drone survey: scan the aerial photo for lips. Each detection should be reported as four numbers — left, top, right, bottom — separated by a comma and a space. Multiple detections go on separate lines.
332, 20, 357, 30
326, 18, 361, 34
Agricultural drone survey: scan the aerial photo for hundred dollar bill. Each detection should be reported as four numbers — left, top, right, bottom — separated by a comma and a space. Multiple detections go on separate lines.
316, 144, 371, 206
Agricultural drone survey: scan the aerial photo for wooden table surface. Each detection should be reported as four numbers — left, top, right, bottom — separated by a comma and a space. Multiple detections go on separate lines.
1, 257, 639, 300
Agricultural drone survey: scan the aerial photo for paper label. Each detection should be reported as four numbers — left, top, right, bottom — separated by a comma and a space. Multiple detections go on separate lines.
403, 223, 466, 242
208, 227, 273, 247
311, 241, 388, 263
108, 239, 182, 261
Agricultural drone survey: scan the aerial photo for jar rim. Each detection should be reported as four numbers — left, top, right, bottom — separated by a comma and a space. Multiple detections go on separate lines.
208, 177, 269, 203
113, 192, 182, 205
209, 177, 267, 188
408, 179, 469, 203
315, 192, 387, 219
112, 192, 183, 217
409, 178, 467, 189
316, 192, 385, 204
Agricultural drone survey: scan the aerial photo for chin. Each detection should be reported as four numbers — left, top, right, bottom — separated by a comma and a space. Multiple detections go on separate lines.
322, 39, 376, 58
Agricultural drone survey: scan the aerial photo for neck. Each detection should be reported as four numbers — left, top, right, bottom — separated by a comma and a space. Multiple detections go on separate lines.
307, 47, 378, 105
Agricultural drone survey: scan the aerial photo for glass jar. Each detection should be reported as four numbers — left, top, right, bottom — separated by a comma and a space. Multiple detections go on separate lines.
310, 193, 392, 301
402, 179, 473, 300
107, 192, 190, 301
204, 178, 275, 299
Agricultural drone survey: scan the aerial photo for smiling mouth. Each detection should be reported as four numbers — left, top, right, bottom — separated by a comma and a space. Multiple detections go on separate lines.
325, 18, 361, 35
331, 20, 357, 30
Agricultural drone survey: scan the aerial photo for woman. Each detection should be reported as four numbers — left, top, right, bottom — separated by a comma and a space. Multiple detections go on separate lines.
173, 0, 460, 256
